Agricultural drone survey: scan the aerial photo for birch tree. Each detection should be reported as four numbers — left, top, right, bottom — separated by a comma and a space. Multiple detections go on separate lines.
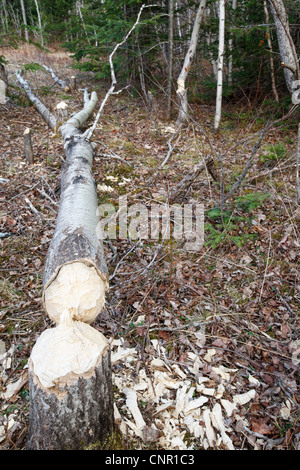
268, 0, 300, 94
16, 72, 113, 450
20, 0, 29, 42
214, 0, 225, 132
263, 0, 279, 102
175, 0, 207, 128
166, 0, 174, 120
34, 0, 44, 47
228, 0, 237, 87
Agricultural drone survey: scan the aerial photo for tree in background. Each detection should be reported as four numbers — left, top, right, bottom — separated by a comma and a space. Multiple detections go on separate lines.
1, 0, 299, 128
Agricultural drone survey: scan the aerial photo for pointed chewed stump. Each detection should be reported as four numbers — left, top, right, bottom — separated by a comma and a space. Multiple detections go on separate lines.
27, 319, 113, 450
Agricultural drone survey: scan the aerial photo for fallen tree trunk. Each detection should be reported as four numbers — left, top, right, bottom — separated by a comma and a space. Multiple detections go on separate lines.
16, 72, 113, 450
41, 64, 70, 92
169, 156, 217, 203
16, 72, 57, 130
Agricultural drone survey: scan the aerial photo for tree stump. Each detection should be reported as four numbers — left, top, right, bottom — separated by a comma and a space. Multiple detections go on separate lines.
23, 128, 34, 164
26, 325, 114, 450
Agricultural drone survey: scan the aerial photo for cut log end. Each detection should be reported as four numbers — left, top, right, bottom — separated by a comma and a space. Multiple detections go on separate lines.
44, 261, 107, 324
27, 332, 113, 450
30, 319, 109, 389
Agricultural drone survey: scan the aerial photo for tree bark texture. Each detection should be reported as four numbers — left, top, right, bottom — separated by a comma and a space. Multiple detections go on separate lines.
214, 0, 225, 132
23, 127, 34, 164
41, 64, 70, 92
26, 349, 114, 450
18, 75, 113, 450
20, 0, 29, 41
268, 0, 300, 94
16, 72, 57, 130
175, 0, 207, 128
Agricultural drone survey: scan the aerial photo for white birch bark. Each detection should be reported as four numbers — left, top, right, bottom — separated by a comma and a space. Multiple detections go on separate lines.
268, 0, 300, 94
41, 64, 70, 92
263, 0, 278, 102
16, 74, 113, 450
33, 0, 44, 47
167, 0, 174, 119
214, 0, 225, 132
16, 72, 57, 130
175, 0, 207, 128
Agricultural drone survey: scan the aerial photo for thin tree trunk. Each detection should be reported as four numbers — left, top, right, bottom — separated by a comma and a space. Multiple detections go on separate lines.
16, 72, 57, 130
23, 127, 34, 164
296, 123, 300, 204
175, 0, 207, 128
20, 0, 29, 42
228, 0, 237, 87
263, 0, 279, 102
1, 0, 8, 33
214, 0, 225, 132
167, 0, 174, 120
41, 64, 70, 92
268, 0, 300, 94
33, 0, 43, 47
76, 0, 91, 45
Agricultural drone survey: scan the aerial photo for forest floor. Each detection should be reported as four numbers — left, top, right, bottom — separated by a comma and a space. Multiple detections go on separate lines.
0, 43, 299, 451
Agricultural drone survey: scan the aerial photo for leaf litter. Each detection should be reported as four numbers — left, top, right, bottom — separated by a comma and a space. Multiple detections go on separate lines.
0, 44, 299, 450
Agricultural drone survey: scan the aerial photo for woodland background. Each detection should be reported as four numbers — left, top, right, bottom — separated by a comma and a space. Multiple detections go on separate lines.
0, 0, 299, 450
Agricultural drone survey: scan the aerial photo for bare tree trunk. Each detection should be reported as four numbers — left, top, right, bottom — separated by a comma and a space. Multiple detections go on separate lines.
16, 72, 57, 130
1, 0, 9, 33
268, 0, 300, 94
16, 73, 113, 450
23, 127, 34, 164
41, 64, 70, 92
175, 0, 207, 128
20, 0, 29, 42
228, 0, 237, 87
263, 0, 279, 102
297, 123, 300, 204
76, 0, 91, 45
166, 0, 174, 120
33, 0, 44, 47
214, 0, 225, 132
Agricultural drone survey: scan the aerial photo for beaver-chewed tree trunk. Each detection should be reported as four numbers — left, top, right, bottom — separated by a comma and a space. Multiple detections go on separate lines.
16, 72, 113, 450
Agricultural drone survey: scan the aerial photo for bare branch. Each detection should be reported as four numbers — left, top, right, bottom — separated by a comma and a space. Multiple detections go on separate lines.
86, 4, 154, 140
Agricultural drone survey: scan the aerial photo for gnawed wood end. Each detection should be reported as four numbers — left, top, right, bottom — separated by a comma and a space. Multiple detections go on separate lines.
30, 318, 109, 389
44, 261, 107, 324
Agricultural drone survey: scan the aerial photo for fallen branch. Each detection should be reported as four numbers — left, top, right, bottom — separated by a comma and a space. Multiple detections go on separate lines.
40, 64, 70, 92
86, 4, 151, 140
15, 71, 57, 130
169, 156, 216, 203
222, 121, 270, 204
